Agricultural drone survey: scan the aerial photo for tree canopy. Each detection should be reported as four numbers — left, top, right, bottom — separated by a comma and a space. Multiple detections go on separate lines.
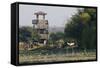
64, 8, 97, 50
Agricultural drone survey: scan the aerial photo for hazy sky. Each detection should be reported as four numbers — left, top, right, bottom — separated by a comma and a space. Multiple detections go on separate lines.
19, 4, 81, 27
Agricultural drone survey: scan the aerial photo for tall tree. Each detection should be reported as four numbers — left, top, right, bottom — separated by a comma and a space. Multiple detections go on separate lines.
64, 8, 97, 50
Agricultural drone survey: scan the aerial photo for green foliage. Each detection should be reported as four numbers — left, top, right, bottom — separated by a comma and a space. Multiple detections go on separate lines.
55, 32, 65, 40
19, 27, 32, 42
49, 32, 64, 44
64, 8, 97, 50
19, 26, 40, 43
80, 12, 91, 23
32, 28, 40, 42
49, 33, 56, 44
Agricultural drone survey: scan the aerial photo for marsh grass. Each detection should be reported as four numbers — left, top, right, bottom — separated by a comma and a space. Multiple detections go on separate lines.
19, 47, 96, 64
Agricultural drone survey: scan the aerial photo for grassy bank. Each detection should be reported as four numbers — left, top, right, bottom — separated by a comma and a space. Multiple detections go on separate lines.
19, 47, 96, 64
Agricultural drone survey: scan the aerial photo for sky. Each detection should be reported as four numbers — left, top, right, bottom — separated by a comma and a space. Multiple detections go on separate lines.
19, 4, 81, 28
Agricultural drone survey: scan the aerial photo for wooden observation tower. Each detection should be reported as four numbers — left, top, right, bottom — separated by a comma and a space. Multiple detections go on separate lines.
32, 11, 49, 45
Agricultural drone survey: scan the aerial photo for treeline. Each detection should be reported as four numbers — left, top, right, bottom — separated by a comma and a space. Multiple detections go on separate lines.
64, 8, 97, 50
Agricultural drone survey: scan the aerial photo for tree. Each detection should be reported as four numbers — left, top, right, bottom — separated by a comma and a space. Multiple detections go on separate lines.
81, 8, 97, 49
32, 28, 40, 42
55, 32, 65, 40
64, 8, 97, 50
49, 32, 64, 46
19, 26, 41, 44
19, 26, 32, 42
49, 33, 57, 44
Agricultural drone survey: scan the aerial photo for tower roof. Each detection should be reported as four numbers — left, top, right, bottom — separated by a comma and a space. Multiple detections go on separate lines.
34, 11, 47, 15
